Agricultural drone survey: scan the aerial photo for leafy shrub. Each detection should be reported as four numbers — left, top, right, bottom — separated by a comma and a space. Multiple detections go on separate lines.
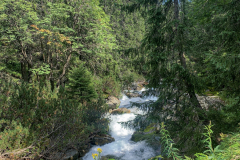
99, 75, 121, 97
121, 69, 145, 90
0, 79, 107, 159
150, 122, 240, 160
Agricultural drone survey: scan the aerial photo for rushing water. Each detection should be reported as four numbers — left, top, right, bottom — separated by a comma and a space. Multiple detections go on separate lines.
82, 89, 159, 160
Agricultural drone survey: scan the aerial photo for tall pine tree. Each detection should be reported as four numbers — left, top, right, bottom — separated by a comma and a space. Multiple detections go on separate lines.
123, 0, 208, 155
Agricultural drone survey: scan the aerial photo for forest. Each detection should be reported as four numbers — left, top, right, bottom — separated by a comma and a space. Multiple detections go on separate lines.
0, 0, 240, 159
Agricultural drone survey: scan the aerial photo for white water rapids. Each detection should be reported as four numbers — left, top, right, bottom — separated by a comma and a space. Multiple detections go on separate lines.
82, 88, 159, 160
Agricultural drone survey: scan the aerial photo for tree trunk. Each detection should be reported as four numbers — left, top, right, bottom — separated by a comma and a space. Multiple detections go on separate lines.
174, 0, 203, 111
56, 53, 72, 87
21, 62, 28, 82
50, 77, 55, 92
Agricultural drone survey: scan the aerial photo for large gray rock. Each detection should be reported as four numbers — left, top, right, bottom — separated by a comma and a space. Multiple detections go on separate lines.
196, 95, 224, 111
106, 96, 121, 109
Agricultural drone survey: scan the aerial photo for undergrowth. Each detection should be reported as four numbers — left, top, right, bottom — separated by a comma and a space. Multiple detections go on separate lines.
150, 121, 240, 160
94, 122, 240, 160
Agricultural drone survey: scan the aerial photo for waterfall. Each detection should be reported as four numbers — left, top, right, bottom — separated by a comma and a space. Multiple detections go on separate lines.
82, 89, 159, 160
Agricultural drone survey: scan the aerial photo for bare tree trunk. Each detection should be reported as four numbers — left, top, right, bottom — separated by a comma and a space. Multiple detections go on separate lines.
56, 53, 72, 87
20, 42, 33, 82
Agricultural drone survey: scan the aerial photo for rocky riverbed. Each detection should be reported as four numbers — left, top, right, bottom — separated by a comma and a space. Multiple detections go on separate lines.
64, 81, 224, 160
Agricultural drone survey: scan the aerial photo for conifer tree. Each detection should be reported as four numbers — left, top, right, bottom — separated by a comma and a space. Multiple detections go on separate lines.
189, 0, 240, 133
123, 0, 208, 154
67, 64, 97, 103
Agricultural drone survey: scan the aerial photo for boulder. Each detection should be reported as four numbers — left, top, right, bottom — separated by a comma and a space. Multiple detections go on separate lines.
131, 123, 156, 143
130, 123, 161, 150
110, 108, 131, 114
90, 134, 115, 146
63, 149, 79, 160
134, 81, 148, 91
129, 82, 143, 91
125, 92, 141, 98
196, 95, 224, 111
61, 143, 92, 160
106, 96, 121, 109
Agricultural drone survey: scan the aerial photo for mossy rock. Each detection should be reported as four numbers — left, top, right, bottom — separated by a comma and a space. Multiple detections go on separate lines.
116, 103, 120, 109
125, 92, 141, 98
131, 123, 157, 142
131, 131, 155, 142
101, 155, 120, 160
103, 93, 109, 99
204, 91, 219, 96
131, 123, 161, 150
144, 123, 156, 133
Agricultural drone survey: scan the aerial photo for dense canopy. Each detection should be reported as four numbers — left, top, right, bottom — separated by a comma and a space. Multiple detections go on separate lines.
0, 0, 240, 159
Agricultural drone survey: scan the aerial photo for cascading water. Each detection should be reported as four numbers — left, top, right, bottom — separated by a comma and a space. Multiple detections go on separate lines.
82, 88, 159, 160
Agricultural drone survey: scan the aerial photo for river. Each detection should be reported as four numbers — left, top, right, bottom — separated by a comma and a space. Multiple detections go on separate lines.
82, 88, 159, 160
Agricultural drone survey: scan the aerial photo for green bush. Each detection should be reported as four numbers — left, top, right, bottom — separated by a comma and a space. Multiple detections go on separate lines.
0, 120, 30, 158
149, 122, 240, 160
98, 75, 121, 97
0, 79, 107, 159
121, 70, 145, 90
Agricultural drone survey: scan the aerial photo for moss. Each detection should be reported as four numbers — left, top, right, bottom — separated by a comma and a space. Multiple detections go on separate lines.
101, 155, 120, 160
144, 123, 156, 132
204, 91, 219, 96
103, 93, 109, 99
131, 132, 155, 142
116, 103, 120, 109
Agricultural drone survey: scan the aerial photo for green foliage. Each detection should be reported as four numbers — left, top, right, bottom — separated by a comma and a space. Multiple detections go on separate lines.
157, 122, 183, 160
0, 79, 107, 159
120, 0, 210, 155
193, 123, 240, 160
80, 99, 109, 133
30, 64, 51, 76
1, 0, 240, 159
97, 122, 240, 160
89, 71, 122, 98
67, 63, 97, 103
100, 0, 146, 75
0, 0, 122, 89
121, 70, 141, 89
120, 0, 240, 157
0, 120, 30, 151
149, 122, 240, 160
0, 0, 145, 159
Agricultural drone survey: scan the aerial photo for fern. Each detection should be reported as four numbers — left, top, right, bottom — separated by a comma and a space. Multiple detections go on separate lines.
150, 122, 183, 160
